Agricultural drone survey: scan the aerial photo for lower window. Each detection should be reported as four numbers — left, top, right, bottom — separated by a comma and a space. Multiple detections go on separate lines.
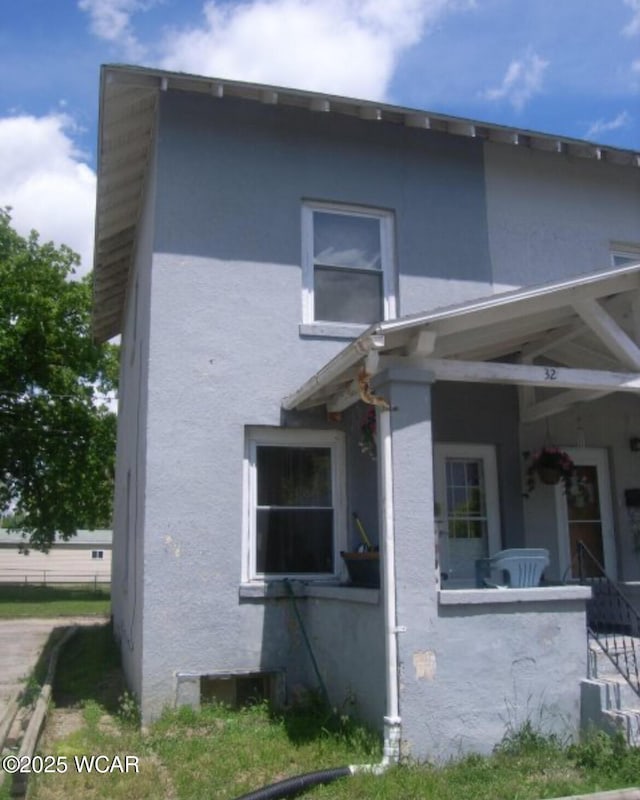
245, 428, 345, 579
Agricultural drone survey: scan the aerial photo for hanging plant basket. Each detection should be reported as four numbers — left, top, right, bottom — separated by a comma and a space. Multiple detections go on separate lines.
526, 446, 576, 496
537, 466, 562, 485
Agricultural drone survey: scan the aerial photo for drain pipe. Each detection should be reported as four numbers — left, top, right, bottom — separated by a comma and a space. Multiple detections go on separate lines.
352, 405, 402, 773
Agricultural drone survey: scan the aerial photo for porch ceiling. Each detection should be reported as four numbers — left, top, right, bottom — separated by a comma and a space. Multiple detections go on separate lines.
283, 263, 640, 421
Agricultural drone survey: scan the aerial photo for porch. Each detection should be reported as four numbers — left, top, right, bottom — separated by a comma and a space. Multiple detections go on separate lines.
281, 262, 640, 758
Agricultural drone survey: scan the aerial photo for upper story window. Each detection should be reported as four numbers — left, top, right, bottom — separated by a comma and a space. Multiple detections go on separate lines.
611, 247, 640, 267
244, 428, 345, 580
302, 202, 396, 328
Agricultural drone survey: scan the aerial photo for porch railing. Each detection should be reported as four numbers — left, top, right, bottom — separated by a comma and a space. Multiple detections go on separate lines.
577, 541, 640, 698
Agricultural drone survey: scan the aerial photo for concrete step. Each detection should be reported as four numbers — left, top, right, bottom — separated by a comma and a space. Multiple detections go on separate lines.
603, 708, 640, 747
583, 636, 640, 747
588, 638, 640, 712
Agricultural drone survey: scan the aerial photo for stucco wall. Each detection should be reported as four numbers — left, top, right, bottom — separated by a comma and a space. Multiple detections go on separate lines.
298, 591, 385, 729
484, 142, 640, 290
135, 90, 496, 721
414, 596, 588, 760
111, 140, 156, 703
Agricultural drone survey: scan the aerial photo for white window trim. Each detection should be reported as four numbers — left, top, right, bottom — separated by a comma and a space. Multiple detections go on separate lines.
301, 201, 396, 331
610, 244, 640, 267
242, 427, 346, 583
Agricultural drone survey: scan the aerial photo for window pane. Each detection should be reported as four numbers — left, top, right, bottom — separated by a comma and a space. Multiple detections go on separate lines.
468, 520, 487, 539
314, 266, 382, 323
466, 462, 480, 486
257, 447, 331, 507
256, 508, 334, 573
449, 519, 468, 538
612, 253, 638, 266
313, 212, 381, 270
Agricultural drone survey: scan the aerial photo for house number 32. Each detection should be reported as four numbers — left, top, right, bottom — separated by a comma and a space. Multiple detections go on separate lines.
544, 368, 558, 380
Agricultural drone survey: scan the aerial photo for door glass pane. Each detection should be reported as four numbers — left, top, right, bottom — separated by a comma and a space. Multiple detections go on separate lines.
443, 457, 490, 580
568, 465, 603, 577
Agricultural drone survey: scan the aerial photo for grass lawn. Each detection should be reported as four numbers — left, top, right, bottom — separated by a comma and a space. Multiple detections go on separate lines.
7, 624, 640, 800
0, 584, 110, 618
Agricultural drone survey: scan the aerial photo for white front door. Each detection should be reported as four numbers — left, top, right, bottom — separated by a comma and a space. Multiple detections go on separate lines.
555, 447, 616, 579
434, 444, 501, 585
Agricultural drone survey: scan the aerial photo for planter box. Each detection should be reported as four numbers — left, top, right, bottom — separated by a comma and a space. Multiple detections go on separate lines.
341, 551, 380, 588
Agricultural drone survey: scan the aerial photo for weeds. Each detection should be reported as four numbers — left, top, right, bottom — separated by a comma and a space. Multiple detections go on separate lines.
26, 626, 640, 800
117, 690, 140, 726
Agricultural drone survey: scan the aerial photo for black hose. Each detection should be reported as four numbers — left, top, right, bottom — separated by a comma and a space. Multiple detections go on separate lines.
231, 766, 351, 800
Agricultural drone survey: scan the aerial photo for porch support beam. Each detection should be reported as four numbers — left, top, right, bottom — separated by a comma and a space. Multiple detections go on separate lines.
519, 322, 584, 360
631, 292, 640, 345
282, 334, 385, 410
573, 299, 640, 370
407, 329, 437, 357
520, 389, 611, 423
517, 355, 536, 420
379, 356, 640, 394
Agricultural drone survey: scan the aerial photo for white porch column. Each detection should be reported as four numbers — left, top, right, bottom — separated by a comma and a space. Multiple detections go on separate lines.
372, 367, 437, 754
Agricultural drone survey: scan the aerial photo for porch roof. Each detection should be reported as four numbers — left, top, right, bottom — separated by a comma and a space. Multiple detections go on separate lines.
283, 262, 640, 421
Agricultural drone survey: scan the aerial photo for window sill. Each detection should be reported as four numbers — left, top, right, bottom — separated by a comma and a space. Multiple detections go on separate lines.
239, 580, 380, 604
298, 323, 369, 340
438, 585, 592, 606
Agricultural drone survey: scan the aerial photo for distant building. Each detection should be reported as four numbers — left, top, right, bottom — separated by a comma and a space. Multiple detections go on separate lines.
0, 530, 112, 584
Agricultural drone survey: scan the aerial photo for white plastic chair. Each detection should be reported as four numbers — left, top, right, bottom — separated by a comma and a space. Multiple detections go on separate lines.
480, 548, 549, 588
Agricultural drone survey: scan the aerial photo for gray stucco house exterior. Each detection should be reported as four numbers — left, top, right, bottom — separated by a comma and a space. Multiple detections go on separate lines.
92, 64, 640, 761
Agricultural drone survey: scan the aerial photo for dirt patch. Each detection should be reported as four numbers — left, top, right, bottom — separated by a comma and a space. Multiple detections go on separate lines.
40, 708, 85, 747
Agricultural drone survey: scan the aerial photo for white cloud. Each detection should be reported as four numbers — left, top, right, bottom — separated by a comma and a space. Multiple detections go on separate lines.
78, 0, 153, 60
158, 0, 475, 100
0, 114, 96, 276
585, 111, 632, 140
482, 50, 549, 111
623, 0, 640, 36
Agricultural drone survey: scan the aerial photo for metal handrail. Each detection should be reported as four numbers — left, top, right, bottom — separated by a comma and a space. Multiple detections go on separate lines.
577, 541, 640, 698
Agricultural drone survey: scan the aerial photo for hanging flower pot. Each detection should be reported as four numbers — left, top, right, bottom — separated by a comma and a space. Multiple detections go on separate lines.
537, 466, 562, 485
526, 447, 576, 495
359, 406, 377, 460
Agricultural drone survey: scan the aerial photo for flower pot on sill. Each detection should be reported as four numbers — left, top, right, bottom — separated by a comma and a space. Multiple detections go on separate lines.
537, 467, 561, 485
340, 551, 380, 588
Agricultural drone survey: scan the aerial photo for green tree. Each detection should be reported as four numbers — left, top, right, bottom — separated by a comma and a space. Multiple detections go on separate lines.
0, 208, 119, 550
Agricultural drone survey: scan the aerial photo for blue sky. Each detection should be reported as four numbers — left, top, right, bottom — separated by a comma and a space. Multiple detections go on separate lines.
1, 0, 638, 273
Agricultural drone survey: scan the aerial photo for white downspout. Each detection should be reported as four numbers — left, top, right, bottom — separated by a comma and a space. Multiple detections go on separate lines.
378, 406, 402, 764
351, 405, 401, 774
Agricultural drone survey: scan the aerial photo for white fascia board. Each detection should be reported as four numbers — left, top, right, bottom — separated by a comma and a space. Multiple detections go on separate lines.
375, 264, 640, 339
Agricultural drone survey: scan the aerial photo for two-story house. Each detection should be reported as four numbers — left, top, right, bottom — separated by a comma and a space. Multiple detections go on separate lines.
92, 64, 640, 760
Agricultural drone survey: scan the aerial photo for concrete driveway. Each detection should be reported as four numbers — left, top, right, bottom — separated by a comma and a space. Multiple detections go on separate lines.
0, 617, 107, 721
